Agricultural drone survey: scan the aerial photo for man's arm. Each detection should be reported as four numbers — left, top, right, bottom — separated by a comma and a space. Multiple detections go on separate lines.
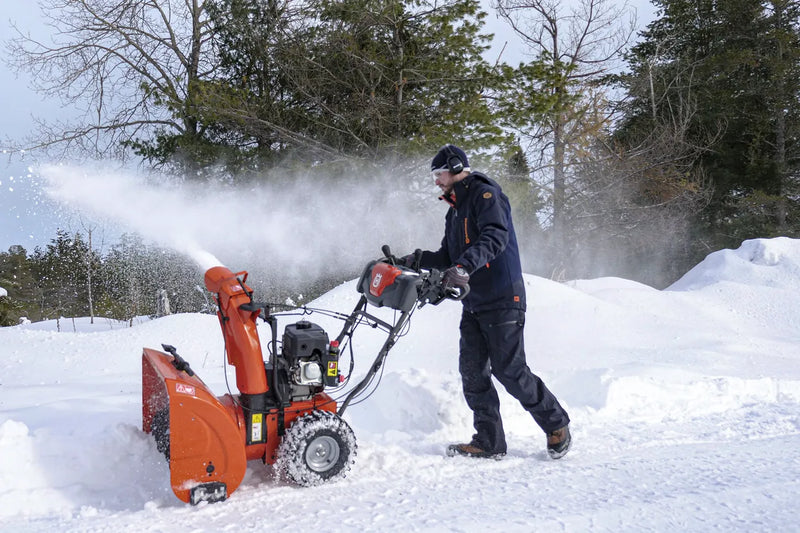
454, 186, 510, 273
419, 233, 451, 270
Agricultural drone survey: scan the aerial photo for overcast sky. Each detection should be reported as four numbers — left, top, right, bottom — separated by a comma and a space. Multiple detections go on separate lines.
0, 1, 657, 250
1, 4, 68, 143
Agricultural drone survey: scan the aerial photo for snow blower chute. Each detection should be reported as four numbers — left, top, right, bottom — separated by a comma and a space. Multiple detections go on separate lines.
142, 247, 467, 504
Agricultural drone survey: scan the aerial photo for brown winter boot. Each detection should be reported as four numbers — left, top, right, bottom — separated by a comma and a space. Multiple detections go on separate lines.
446, 442, 505, 460
547, 425, 572, 459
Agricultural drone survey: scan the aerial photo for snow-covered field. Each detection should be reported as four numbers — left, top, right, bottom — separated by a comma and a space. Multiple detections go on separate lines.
1, 237, 799, 532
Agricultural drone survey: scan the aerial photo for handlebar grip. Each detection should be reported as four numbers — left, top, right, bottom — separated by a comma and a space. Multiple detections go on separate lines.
446, 284, 470, 301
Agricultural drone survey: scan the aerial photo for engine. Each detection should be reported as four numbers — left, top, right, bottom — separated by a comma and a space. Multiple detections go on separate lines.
280, 321, 340, 401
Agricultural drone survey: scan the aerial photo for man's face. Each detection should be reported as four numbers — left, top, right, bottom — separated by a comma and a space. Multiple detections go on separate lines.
433, 168, 458, 195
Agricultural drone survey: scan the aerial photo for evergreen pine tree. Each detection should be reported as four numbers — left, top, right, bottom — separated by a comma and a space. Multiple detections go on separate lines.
618, 0, 800, 254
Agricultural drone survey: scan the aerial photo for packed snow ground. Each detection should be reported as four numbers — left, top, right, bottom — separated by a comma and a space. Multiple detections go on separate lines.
1, 237, 799, 532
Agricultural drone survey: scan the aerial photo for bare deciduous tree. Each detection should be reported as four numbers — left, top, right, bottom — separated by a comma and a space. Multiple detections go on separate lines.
6, 0, 215, 159
564, 109, 714, 285
494, 0, 636, 266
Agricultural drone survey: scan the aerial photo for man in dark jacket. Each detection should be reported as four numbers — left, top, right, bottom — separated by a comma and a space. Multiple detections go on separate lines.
409, 144, 571, 459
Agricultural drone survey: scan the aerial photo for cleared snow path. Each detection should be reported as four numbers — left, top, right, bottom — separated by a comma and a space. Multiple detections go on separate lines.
3, 402, 798, 533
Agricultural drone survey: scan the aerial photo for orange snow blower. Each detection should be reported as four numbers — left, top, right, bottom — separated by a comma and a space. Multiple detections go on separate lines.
142, 247, 466, 504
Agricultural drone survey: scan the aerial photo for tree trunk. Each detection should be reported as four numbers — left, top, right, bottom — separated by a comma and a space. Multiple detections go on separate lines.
87, 229, 94, 324
552, 113, 566, 267
772, 0, 788, 231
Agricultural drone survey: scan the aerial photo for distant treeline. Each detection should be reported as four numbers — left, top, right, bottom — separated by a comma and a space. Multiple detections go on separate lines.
0, 231, 208, 326
0, 229, 349, 327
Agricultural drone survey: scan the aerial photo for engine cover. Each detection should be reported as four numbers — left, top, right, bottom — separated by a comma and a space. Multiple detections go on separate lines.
283, 321, 329, 361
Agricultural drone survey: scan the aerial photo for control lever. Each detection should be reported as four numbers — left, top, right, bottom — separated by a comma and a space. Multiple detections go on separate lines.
381, 244, 396, 265
444, 284, 470, 301
417, 269, 470, 307
161, 344, 195, 377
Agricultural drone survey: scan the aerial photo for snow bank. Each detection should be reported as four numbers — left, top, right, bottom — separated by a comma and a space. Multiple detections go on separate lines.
669, 236, 800, 291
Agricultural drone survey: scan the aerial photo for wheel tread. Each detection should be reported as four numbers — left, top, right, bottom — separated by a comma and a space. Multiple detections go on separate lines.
276, 410, 357, 486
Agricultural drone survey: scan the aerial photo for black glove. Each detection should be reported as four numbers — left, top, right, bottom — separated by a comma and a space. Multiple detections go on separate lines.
443, 265, 469, 290
398, 253, 416, 268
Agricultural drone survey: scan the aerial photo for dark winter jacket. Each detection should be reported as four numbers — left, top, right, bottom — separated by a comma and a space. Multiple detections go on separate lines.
420, 172, 526, 313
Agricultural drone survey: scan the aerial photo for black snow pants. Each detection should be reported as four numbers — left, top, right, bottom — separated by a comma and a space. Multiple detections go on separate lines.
458, 308, 570, 454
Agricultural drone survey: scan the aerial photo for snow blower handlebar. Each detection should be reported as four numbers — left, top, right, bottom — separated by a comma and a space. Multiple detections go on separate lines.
417, 267, 470, 306
379, 244, 469, 304
335, 294, 412, 416
336, 246, 469, 415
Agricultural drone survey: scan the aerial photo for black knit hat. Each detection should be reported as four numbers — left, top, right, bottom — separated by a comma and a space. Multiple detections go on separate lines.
431, 144, 470, 173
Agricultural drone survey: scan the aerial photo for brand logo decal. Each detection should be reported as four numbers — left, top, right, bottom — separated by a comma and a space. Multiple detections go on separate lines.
372, 273, 382, 288
176, 383, 196, 396
483, 192, 493, 199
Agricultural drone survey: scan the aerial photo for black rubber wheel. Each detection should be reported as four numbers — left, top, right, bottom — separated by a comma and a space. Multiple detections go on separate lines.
276, 410, 357, 486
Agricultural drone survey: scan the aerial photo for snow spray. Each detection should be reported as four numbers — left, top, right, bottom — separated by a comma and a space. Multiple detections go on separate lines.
38, 163, 443, 287
39, 164, 225, 271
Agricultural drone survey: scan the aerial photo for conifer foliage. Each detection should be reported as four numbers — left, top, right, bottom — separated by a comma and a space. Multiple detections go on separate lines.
617, 0, 800, 255
0, 234, 206, 327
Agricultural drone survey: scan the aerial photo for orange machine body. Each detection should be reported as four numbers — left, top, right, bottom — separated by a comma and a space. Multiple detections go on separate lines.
142, 266, 337, 504
203, 266, 268, 396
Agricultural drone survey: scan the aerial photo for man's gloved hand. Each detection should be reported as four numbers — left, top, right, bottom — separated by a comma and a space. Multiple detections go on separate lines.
443, 265, 470, 290
398, 253, 416, 268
